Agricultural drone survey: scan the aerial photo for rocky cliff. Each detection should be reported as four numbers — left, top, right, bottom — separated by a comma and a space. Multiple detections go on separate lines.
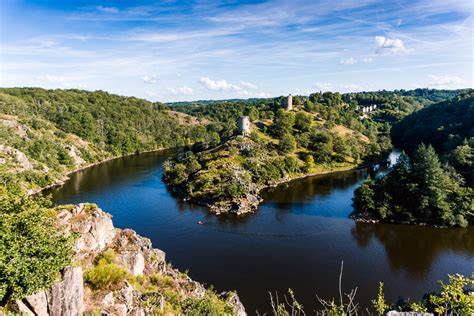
6, 203, 246, 315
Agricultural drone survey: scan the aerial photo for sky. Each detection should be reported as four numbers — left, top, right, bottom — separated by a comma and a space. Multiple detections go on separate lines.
0, 0, 473, 102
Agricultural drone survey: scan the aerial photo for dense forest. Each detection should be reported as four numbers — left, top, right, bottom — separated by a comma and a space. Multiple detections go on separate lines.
353, 93, 474, 227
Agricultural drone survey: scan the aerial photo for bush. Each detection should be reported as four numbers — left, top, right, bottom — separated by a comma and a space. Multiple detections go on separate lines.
85, 251, 128, 290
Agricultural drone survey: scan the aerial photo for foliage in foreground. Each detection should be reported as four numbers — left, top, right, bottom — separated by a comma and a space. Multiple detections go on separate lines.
0, 185, 74, 302
267, 270, 473, 316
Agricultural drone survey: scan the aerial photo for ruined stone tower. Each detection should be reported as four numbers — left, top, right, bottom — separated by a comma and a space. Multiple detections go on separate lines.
284, 94, 293, 111
238, 116, 251, 135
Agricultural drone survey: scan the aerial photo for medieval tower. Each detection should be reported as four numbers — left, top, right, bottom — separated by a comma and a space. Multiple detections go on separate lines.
284, 94, 293, 111
238, 116, 251, 135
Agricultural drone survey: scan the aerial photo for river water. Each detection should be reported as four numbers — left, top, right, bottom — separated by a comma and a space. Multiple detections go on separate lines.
47, 150, 474, 314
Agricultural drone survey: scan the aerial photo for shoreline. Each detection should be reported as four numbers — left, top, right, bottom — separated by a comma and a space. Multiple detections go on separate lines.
30, 147, 169, 195
351, 214, 460, 229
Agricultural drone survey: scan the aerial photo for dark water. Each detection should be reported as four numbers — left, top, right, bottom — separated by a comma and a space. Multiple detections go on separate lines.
47, 150, 474, 314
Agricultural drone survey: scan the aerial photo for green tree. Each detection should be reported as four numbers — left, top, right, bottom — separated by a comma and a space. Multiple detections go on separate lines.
304, 155, 315, 172
411, 144, 452, 222
0, 185, 74, 301
279, 133, 297, 153
273, 109, 295, 138
352, 179, 375, 214
294, 111, 313, 132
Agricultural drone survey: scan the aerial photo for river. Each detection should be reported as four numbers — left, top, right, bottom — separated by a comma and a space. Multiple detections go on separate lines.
47, 149, 474, 314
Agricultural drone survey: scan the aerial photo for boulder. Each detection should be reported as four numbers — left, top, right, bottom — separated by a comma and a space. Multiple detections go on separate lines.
47, 266, 84, 316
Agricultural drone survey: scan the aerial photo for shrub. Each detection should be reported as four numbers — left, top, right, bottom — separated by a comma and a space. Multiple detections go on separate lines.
85, 251, 128, 290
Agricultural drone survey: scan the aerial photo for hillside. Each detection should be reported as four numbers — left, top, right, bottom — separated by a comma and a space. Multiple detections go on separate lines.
0, 88, 216, 192
391, 92, 474, 153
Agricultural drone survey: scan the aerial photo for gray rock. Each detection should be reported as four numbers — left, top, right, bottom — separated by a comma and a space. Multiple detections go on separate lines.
57, 204, 116, 259
25, 291, 48, 316
47, 266, 84, 316
102, 292, 115, 306
117, 282, 134, 310
222, 292, 247, 316
118, 251, 145, 276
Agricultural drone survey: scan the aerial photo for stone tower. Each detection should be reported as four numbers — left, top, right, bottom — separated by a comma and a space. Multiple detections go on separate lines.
284, 94, 293, 111
238, 116, 251, 135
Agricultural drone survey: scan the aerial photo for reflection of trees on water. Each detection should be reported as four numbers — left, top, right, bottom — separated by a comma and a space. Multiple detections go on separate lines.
262, 169, 368, 209
48, 151, 171, 203
352, 222, 474, 279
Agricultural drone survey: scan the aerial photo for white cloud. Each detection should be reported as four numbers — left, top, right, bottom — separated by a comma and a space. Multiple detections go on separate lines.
36, 74, 65, 83
199, 77, 241, 91
142, 75, 157, 84
167, 86, 193, 95
375, 36, 410, 55
239, 80, 258, 89
340, 57, 357, 65
96, 6, 119, 14
362, 57, 373, 63
427, 74, 467, 87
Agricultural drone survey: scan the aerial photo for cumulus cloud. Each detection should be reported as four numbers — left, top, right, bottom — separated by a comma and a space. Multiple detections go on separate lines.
96, 6, 119, 14
375, 36, 410, 55
340, 57, 357, 65
427, 74, 467, 87
362, 57, 373, 63
239, 80, 258, 89
167, 86, 193, 95
199, 77, 241, 91
142, 75, 157, 84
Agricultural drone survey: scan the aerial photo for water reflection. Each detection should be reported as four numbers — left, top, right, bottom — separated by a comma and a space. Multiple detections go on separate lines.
352, 222, 474, 279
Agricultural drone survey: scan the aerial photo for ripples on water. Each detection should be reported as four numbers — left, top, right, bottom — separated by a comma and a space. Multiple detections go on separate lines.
48, 150, 474, 314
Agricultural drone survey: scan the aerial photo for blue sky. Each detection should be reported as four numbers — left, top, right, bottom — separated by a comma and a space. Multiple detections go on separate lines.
1, 0, 472, 101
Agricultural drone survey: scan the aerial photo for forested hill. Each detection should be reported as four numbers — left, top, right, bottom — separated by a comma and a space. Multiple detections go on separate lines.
391, 92, 474, 153
0, 88, 215, 192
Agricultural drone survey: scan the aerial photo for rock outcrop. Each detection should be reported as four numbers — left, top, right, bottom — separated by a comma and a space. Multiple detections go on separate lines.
47, 266, 84, 316
8, 203, 246, 316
